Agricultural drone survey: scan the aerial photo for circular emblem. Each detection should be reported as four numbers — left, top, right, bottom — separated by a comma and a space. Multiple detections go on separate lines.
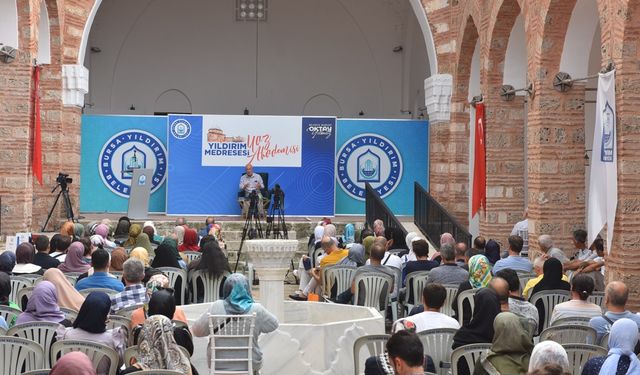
171, 119, 191, 139
336, 133, 403, 201
98, 130, 167, 198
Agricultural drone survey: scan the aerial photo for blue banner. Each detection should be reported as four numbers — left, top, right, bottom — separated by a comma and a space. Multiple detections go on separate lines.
80, 115, 168, 212
335, 119, 429, 215
166, 115, 336, 216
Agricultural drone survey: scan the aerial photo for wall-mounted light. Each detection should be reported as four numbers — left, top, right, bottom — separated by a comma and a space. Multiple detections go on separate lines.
236, 0, 267, 21
359, 111, 364, 116
129, 105, 136, 111
393, 46, 403, 53
243, 107, 250, 115
0, 44, 17, 64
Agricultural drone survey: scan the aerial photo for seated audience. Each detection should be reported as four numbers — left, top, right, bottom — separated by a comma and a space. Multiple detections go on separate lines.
60, 221, 75, 238
490, 277, 511, 312
113, 216, 131, 242
473, 236, 486, 253
142, 225, 159, 245
528, 341, 570, 374
189, 241, 230, 303
396, 283, 459, 331
33, 235, 60, 269
474, 312, 534, 375
401, 239, 438, 286
110, 247, 128, 272
128, 247, 160, 283
50, 352, 97, 375
111, 258, 147, 313
589, 281, 640, 342
348, 244, 396, 305
0, 251, 16, 275
363, 235, 375, 259
538, 234, 569, 264
452, 254, 493, 324
123, 224, 142, 248
563, 229, 597, 272
161, 237, 188, 268
174, 225, 186, 247
43, 268, 85, 311
365, 330, 435, 375
122, 315, 193, 375
152, 241, 183, 269
400, 231, 419, 263
337, 243, 366, 267
426, 243, 469, 286
75, 249, 125, 292
58, 291, 125, 375
484, 239, 501, 265
58, 241, 91, 274
49, 234, 72, 262
452, 288, 501, 349
179, 228, 200, 252
455, 242, 468, 267
385, 227, 408, 257
134, 232, 154, 256
366, 236, 403, 270
495, 269, 539, 332
12, 242, 44, 275
492, 235, 532, 273
94, 223, 116, 250
291, 236, 348, 301
582, 318, 640, 375
578, 237, 605, 275
130, 274, 188, 328
549, 274, 602, 325
16, 281, 71, 326
199, 216, 217, 238
192, 273, 278, 373
343, 223, 356, 247
529, 257, 570, 298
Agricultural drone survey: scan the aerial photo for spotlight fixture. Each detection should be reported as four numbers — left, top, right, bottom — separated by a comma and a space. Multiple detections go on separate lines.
236, 0, 267, 21
129, 105, 136, 111
90, 46, 102, 53
0, 44, 17, 64
393, 46, 403, 53
243, 107, 250, 115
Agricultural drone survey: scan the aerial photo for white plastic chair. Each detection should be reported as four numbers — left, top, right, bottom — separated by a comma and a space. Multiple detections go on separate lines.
7, 321, 60, 368
352, 273, 394, 314
311, 247, 325, 268
64, 272, 83, 286
530, 289, 570, 333
59, 307, 78, 323
588, 291, 605, 312
321, 265, 356, 299
551, 316, 593, 327
450, 343, 491, 375
107, 315, 131, 342
157, 266, 188, 305
183, 251, 201, 264
402, 270, 431, 313
0, 336, 45, 374
418, 328, 458, 375
456, 289, 478, 325
0, 305, 22, 327
562, 343, 608, 375
20, 370, 50, 375
16, 285, 35, 310
441, 284, 459, 317
353, 334, 390, 375
124, 345, 190, 368
208, 313, 256, 375
540, 325, 597, 345
78, 287, 118, 298
190, 270, 229, 303
51, 340, 119, 375
599, 332, 609, 349
9, 276, 34, 306
517, 273, 536, 294
133, 371, 182, 375
114, 303, 145, 318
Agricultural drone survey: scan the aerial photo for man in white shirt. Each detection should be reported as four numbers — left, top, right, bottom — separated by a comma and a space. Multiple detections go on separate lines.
564, 229, 597, 272
510, 210, 528, 235
238, 163, 264, 217
395, 283, 459, 332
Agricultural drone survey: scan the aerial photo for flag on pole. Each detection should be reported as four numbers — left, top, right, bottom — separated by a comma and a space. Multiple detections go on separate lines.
588, 69, 617, 254
471, 102, 486, 217
32, 65, 43, 185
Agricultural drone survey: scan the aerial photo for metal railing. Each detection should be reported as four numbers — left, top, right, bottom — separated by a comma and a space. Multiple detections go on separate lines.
414, 182, 472, 249
365, 183, 407, 249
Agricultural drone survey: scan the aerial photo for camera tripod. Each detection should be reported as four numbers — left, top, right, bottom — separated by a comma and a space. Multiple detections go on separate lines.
42, 181, 75, 231
234, 192, 264, 272
266, 193, 287, 239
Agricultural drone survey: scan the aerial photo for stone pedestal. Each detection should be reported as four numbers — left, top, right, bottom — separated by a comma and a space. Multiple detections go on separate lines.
244, 239, 298, 321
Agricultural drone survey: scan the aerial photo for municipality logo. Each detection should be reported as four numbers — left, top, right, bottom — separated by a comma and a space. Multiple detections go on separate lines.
171, 119, 191, 139
99, 130, 167, 197
336, 133, 402, 200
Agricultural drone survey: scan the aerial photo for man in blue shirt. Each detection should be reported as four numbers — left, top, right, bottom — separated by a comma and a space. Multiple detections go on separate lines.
492, 235, 532, 274
75, 249, 125, 292
590, 281, 640, 342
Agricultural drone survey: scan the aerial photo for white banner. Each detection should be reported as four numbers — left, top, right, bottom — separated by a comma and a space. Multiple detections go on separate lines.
201, 115, 302, 167
588, 69, 617, 254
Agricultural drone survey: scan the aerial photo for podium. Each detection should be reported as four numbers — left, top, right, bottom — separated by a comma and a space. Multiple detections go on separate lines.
127, 168, 153, 219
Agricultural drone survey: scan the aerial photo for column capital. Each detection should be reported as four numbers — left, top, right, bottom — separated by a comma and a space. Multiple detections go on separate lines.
62, 64, 89, 108
424, 74, 453, 123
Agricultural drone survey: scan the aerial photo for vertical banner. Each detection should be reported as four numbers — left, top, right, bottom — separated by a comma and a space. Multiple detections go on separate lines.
335, 119, 428, 215
80, 115, 168, 212
471, 103, 486, 217
167, 115, 335, 216
588, 70, 617, 253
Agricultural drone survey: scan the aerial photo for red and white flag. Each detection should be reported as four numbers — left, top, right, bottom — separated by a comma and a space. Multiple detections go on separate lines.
471, 103, 486, 217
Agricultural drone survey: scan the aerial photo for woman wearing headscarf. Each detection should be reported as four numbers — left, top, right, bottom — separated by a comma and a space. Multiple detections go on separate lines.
122, 315, 193, 375
0, 272, 19, 326
162, 237, 187, 268
528, 340, 570, 373
343, 223, 355, 246
484, 239, 501, 265
452, 254, 493, 324
58, 292, 125, 375
151, 243, 182, 269
143, 220, 164, 243
129, 274, 188, 328
124, 224, 142, 248
363, 235, 375, 260
309, 224, 324, 252
12, 242, 44, 275
401, 232, 420, 263
114, 216, 131, 240
530, 257, 571, 297
129, 247, 161, 284
192, 273, 278, 373
135, 232, 154, 256
16, 281, 70, 325
179, 228, 200, 252
110, 247, 128, 272
339, 243, 365, 267
60, 221, 75, 237
58, 242, 92, 273
0, 251, 16, 275
474, 312, 534, 375
50, 352, 97, 375
73, 223, 85, 239
43, 268, 85, 311
174, 225, 186, 246
431, 232, 456, 263
94, 224, 116, 249
582, 318, 640, 375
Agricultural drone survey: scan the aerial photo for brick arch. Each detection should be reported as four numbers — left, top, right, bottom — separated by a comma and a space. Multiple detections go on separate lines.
43, 0, 62, 64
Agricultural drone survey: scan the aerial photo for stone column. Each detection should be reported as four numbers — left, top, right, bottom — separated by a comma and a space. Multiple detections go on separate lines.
244, 239, 298, 321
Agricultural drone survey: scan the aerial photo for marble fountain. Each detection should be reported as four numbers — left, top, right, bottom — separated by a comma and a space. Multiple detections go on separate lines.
181, 239, 385, 374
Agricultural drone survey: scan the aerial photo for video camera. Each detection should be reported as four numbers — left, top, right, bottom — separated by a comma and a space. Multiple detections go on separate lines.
56, 173, 72, 185
270, 184, 284, 208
